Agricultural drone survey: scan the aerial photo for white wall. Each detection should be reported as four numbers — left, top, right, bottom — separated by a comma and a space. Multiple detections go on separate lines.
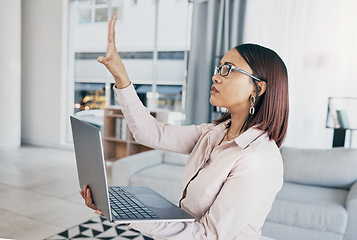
0, 0, 22, 150
21, 0, 64, 148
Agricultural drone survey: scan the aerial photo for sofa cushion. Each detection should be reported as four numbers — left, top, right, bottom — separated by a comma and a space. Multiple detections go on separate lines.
262, 221, 344, 240
129, 164, 184, 203
281, 147, 357, 189
163, 151, 189, 166
266, 182, 348, 234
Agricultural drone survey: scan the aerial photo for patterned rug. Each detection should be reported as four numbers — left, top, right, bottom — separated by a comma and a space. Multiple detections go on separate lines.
45, 216, 154, 240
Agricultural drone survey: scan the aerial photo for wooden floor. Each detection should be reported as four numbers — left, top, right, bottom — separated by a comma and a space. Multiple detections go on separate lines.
0, 145, 98, 240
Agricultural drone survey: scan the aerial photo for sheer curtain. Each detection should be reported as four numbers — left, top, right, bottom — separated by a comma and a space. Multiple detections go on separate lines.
243, 0, 357, 148
185, 0, 246, 125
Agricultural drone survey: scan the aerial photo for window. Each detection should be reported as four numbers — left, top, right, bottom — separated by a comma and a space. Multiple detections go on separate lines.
74, 82, 106, 112
76, 0, 124, 24
66, 0, 192, 142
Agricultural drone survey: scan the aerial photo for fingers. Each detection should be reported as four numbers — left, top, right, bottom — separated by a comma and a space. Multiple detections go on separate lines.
86, 187, 93, 206
80, 190, 84, 199
108, 14, 116, 45
82, 185, 87, 199
97, 56, 109, 67
80, 185, 103, 216
107, 14, 118, 57
95, 209, 104, 216
81, 185, 96, 210
98, 14, 130, 88
82, 185, 89, 203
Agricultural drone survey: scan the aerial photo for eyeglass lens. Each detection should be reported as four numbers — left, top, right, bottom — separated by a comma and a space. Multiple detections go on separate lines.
215, 65, 230, 76
220, 65, 230, 76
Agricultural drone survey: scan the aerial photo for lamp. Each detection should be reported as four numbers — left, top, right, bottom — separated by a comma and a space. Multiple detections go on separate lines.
326, 97, 357, 147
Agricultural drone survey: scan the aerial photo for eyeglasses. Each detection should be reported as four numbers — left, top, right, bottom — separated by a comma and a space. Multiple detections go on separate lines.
214, 64, 265, 82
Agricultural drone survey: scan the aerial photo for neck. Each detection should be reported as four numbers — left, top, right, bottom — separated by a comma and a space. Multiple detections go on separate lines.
229, 108, 250, 134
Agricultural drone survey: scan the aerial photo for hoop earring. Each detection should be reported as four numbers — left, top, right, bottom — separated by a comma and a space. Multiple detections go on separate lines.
249, 94, 256, 115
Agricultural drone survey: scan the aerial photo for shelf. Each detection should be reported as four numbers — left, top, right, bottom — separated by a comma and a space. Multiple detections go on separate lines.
104, 106, 122, 111
106, 157, 120, 162
102, 106, 168, 161
103, 137, 127, 143
104, 113, 124, 118
103, 135, 145, 145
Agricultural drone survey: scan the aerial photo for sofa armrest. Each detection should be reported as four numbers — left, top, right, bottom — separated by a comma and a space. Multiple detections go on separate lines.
344, 181, 357, 239
111, 150, 164, 186
346, 181, 357, 206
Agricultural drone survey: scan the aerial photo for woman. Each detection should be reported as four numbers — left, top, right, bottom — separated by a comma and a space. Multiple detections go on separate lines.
81, 14, 289, 240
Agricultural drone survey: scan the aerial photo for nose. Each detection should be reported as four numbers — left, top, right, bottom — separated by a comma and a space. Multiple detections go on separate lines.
212, 74, 222, 83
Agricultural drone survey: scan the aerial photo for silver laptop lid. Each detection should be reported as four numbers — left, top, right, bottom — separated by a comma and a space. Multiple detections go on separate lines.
70, 116, 113, 221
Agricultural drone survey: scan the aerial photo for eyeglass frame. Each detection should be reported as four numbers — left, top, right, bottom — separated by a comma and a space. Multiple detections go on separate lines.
214, 64, 265, 82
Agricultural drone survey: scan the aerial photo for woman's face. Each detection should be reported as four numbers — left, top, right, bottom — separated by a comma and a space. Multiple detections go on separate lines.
210, 48, 256, 112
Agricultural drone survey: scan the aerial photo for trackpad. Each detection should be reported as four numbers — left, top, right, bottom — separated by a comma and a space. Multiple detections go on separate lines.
136, 194, 172, 209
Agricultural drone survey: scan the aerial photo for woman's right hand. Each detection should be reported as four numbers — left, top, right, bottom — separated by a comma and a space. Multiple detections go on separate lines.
97, 14, 131, 89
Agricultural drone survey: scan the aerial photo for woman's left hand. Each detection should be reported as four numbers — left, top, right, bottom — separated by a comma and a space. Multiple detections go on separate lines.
80, 185, 104, 216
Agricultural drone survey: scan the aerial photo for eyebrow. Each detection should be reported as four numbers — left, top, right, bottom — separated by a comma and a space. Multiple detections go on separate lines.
219, 61, 236, 66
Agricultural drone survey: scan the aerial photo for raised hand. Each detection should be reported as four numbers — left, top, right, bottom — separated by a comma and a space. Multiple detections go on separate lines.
97, 14, 131, 89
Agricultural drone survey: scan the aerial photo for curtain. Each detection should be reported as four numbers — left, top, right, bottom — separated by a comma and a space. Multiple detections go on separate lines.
185, 0, 357, 148
185, 0, 246, 125
243, 0, 357, 148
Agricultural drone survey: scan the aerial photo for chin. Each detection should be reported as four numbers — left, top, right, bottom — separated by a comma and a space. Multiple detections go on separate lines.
209, 96, 216, 106
210, 97, 223, 108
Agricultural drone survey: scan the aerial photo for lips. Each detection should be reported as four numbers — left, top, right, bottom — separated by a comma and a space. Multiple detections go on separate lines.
211, 86, 219, 93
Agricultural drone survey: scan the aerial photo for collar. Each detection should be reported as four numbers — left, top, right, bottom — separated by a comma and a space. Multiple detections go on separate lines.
233, 127, 266, 149
212, 121, 266, 149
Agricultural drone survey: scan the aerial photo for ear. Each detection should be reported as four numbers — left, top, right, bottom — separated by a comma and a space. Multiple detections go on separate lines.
256, 81, 267, 97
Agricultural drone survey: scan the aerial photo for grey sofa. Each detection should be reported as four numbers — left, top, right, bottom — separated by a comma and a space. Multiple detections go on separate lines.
111, 147, 357, 240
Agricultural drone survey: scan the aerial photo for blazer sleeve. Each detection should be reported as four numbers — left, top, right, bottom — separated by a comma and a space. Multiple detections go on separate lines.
113, 84, 210, 154
129, 151, 284, 240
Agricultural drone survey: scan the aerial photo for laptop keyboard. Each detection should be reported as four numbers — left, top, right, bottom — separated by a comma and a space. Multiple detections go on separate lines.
109, 187, 159, 220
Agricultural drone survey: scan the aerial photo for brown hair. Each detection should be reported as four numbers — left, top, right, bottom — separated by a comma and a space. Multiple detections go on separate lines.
214, 43, 289, 147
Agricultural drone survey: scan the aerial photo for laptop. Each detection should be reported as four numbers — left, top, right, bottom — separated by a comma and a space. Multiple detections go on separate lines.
70, 116, 194, 223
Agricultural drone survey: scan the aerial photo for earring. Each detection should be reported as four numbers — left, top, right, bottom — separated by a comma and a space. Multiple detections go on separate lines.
249, 94, 256, 115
